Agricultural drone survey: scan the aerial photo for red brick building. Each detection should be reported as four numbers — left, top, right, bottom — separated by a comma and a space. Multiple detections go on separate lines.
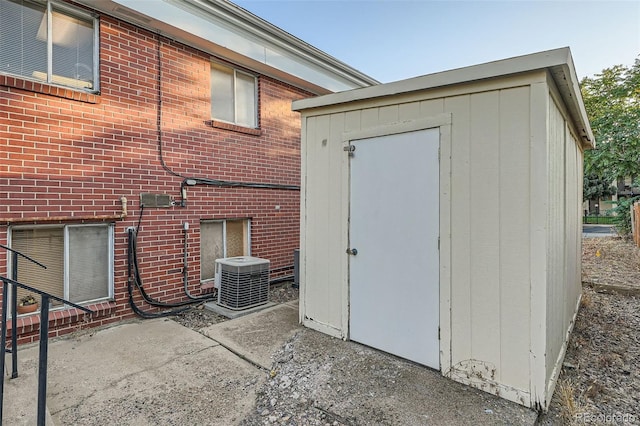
0, 0, 376, 343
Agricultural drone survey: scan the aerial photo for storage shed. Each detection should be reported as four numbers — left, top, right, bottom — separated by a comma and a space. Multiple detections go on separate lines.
292, 48, 593, 410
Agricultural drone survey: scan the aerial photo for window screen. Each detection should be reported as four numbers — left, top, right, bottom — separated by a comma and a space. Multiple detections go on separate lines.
10, 223, 113, 311
200, 219, 250, 281
11, 227, 65, 303
211, 63, 234, 123
0, 0, 47, 78
0, 0, 96, 90
68, 225, 110, 303
200, 221, 224, 282
211, 62, 257, 128
51, 6, 95, 88
235, 72, 257, 128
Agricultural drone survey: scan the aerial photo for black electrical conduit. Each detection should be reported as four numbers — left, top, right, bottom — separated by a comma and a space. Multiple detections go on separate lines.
127, 228, 191, 318
269, 275, 294, 285
127, 206, 212, 318
124, 35, 296, 318
152, 34, 299, 203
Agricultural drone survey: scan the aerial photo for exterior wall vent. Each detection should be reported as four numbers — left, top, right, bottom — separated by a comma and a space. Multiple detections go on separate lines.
215, 256, 270, 310
139, 193, 173, 208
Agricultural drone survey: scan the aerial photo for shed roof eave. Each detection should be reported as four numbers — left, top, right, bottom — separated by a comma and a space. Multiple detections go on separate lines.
292, 47, 595, 148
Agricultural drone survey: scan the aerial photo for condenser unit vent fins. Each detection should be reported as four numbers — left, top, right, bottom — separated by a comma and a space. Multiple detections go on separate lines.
216, 256, 270, 310
140, 193, 173, 208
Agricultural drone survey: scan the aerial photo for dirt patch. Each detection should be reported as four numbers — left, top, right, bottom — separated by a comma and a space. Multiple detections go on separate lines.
582, 236, 640, 291
539, 237, 640, 424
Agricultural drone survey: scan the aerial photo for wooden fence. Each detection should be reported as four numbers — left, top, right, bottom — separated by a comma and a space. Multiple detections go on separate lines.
633, 202, 640, 247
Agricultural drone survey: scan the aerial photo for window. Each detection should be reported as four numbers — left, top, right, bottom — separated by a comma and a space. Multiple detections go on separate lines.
211, 62, 257, 128
10, 224, 113, 307
200, 219, 250, 283
0, 0, 98, 90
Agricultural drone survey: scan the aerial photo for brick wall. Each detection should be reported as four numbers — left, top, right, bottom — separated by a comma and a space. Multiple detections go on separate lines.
0, 9, 311, 344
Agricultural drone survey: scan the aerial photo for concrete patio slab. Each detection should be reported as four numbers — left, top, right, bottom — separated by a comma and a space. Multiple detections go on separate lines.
3, 300, 538, 425
200, 300, 300, 370
3, 319, 263, 425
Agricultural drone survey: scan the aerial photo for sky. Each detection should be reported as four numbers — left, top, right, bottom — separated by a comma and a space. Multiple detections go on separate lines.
234, 0, 640, 83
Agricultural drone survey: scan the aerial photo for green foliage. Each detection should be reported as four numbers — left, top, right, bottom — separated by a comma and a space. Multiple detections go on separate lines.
583, 173, 616, 202
581, 58, 640, 183
612, 196, 640, 235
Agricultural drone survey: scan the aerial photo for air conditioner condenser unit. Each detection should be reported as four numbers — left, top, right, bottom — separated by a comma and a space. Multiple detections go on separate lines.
214, 256, 270, 310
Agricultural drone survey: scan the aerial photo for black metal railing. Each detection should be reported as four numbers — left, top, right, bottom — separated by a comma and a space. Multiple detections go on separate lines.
0, 245, 94, 426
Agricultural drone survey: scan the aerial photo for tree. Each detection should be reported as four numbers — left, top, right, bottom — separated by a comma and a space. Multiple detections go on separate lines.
581, 59, 640, 232
581, 59, 640, 183
583, 173, 616, 202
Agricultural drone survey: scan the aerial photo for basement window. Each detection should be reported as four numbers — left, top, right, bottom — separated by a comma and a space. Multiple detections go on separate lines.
200, 219, 250, 284
9, 224, 114, 309
0, 0, 98, 91
211, 62, 257, 128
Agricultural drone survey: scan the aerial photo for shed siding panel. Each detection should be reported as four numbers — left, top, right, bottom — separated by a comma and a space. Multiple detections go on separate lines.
328, 113, 347, 328
468, 91, 502, 371
420, 99, 446, 117
546, 100, 564, 387
378, 104, 399, 124
303, 115, 333, 327
528, 81, 550, 404
361, 108, 379, 128
497, 87, 532, 391
445, 95, 473, 368
344, 110, 363, 132
398, 102, 421, 121
565, 127, 581, 319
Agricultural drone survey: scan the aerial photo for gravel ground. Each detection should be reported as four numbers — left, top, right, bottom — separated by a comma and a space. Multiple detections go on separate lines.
239, 330, 536, 426
538, 237, 640, 425
172, 281, 299, 330
171, 239, 640, 425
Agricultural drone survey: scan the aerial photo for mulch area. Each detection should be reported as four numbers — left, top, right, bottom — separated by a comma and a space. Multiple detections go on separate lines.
582, 236, 640, 292
539, 237, 640, 425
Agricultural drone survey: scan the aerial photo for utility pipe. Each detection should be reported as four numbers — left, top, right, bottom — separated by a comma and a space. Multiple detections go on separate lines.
3, 197, 128, 224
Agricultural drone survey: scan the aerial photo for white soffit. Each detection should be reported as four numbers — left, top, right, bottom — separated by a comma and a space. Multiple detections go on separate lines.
76, 0, 378, 94
293, 47, 594, 149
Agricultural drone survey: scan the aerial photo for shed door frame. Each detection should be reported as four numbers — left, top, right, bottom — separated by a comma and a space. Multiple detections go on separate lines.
341, 113, 452, 371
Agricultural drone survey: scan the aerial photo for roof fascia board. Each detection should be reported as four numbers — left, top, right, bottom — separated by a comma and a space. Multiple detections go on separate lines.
183, 0, 378, 87
74, 0, 377, 93
552, 55, 595, 148
293, 48, 574, 110
293, 47, 594, 147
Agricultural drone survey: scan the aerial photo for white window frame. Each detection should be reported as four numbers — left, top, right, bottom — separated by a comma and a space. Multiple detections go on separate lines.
8, 223, 114, 308
211, 61, 258, 128
200, 218, 251, 284
0, 0, 99, 91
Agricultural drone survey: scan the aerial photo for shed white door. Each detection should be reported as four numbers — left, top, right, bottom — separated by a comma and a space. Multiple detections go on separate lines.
349, 128, 440, 369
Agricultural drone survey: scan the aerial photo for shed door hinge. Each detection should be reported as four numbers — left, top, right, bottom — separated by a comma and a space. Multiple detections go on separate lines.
438, 237, 440, 250
438, 326, 441, 340
343, 145, 356, 157
438, 147, 441, 161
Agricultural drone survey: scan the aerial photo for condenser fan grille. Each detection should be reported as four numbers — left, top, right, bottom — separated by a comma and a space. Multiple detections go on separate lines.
216, 257, 270, 310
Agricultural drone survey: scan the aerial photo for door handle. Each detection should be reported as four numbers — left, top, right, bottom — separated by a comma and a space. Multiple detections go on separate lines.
346, 248, 358, 256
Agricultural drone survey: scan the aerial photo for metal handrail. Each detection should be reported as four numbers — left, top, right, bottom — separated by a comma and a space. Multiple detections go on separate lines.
0, 243, 47, 380
0, 276, 94, 426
